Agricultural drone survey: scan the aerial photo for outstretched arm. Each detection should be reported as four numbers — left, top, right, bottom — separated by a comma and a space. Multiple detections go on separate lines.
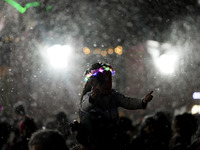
115, 90, 153, 110
142, 91, 153, 104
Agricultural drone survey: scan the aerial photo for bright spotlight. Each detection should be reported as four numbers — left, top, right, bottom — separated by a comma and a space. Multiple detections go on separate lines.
155, 52, 178, 74
146, 40, 180, 75
191, 105, 200, 114
46, 45, 71, 68
193, 92, 200, 99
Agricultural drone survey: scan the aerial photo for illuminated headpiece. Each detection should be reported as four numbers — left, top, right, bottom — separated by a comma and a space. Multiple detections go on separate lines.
84, 66, 115, 82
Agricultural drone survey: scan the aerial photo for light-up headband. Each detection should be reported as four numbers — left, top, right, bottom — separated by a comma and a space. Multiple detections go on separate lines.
84, 66, 115, 82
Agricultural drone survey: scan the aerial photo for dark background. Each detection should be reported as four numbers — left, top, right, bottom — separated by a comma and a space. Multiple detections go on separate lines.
0, 0, 200, 122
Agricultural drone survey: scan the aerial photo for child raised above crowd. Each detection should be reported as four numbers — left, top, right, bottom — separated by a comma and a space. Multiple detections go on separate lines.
79, 62, 154, 122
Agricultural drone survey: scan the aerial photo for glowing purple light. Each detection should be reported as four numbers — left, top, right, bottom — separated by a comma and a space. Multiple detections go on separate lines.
111, 69, 115, 75
0, 104, 2, 111
98, 68, 104, 73
193, 92, 200, 99
93, 72, 98, 76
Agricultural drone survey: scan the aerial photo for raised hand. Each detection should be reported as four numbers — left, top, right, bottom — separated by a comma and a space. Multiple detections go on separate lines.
143, 91, 153, 104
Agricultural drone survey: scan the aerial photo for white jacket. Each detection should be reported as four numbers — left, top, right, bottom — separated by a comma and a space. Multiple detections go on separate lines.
79, 89, 146, 121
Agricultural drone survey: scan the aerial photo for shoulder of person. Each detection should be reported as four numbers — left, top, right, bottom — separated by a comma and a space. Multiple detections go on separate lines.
111, 89, 125, 97
82, 92, 91, 102
111, 89, 117, 94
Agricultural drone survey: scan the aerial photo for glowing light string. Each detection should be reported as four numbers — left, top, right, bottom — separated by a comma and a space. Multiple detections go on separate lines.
4, 0, 40, 13
84, 66, 115, 82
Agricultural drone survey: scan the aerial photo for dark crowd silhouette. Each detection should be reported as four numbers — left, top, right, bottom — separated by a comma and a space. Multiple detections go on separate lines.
0, 62, 200, 150
1, 104, 200, 150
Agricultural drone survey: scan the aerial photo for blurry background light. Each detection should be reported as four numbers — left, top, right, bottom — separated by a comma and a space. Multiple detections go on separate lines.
83, 47, 91, 55
146, 40, 160, 48
95, 48, 101, 54
108, 48, 114, 54
46, 44, 71, 68
191, 105, 200, 114
155, 52, 178, 74
193, 92, 200, 99
0, 104, 2, 111
147, 40, 179, 75
114, 46, 123, 55
101, 50, 107, 57
146, 40, 160, 58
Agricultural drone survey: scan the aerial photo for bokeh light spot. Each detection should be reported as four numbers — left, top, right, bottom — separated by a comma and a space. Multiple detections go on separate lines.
95, 48, 101, 54
193, 92, 200, 99
101, 50, 107, 57
83, 47, 91, 55
191, 105, 200, 114
114, 46, 123, 55
108, 48, 114, 54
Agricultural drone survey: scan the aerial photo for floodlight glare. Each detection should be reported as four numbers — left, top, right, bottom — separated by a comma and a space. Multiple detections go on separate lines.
191, 105, 200, 114
47, 45, 71, 68
155, 53, 178, 74
193, 92, 200, 99
146, 40, 180, 75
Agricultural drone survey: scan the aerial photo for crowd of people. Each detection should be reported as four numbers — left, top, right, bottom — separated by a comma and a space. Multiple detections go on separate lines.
0, 104, 200, 150
0, 62, 200, 150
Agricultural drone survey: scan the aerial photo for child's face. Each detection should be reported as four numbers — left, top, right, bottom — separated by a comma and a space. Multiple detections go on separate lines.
94, 72, 112, 95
